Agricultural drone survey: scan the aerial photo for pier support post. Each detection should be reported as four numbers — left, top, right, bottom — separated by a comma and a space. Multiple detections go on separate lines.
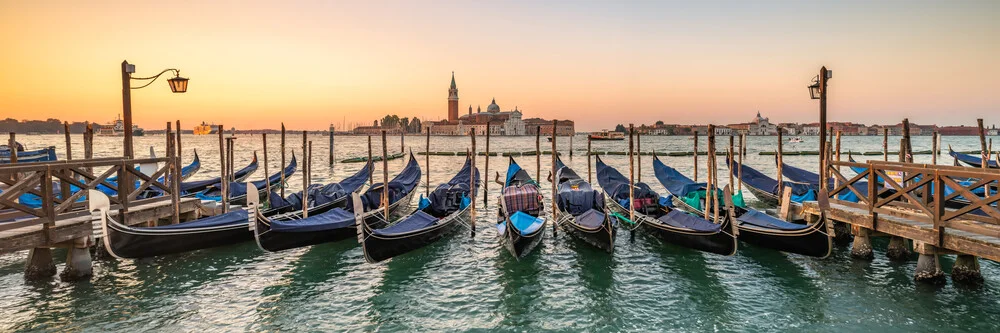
952, 254, 984, 285
24, 248, 57, 280
850, 227, 874, 259
914, 244, 946, 284
60, 237, 93, 281
886, 236, 911, 261
833, 222, 853, 246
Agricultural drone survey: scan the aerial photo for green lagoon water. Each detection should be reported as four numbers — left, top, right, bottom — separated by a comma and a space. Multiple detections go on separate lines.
2, 134, 999, 332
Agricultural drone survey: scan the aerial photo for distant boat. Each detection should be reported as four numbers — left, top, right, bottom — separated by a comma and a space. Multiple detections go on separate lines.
788, 137, 803, 143
588, 130, 625, 141
194, 122, 217, 135
97, 115, 144, 136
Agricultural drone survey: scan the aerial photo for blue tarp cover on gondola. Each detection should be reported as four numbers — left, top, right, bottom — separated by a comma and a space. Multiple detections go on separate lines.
269, 161, 372, 211
269, 155, 421, 233
509, 211, 544, 235
736, 209, 810, 231
270, 207, 355, 232
596, 157, 660, 208
575, 209, 606, 229
372, 156, 478, 235
657, 210, 723, 232
728, 157, 817, 203
353, 156, 421, 211
137, 210, 249, 230
557, 182, 604, 216
372, 210, 439, 236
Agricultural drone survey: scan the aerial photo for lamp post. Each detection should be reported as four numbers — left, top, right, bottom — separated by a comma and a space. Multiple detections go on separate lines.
121, 60, 188, 159
809, 66, 831, 190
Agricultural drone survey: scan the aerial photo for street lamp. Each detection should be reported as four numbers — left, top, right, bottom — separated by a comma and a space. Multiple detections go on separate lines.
121, 60, 189, 158
808, 76, 821, 100
810, 66, 831, 190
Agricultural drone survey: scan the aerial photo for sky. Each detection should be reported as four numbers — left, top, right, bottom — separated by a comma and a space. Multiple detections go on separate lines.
1, 0, 997, 131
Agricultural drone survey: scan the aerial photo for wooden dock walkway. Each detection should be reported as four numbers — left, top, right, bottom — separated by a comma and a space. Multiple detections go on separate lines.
0, 156, 208, 280
801, 159, 1000, 283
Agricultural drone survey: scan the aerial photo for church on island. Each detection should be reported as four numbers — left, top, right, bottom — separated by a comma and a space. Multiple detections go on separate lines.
422, 73, 573, 136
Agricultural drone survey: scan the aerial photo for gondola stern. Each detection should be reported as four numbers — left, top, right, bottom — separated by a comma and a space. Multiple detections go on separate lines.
88, 190, 126, 260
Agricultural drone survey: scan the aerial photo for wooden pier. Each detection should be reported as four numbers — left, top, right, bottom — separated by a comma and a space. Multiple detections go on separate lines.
802, 159, 1000, 283
0, 156, 205, 280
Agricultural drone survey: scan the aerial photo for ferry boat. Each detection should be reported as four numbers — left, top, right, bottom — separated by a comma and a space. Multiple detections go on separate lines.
193, 122, 217, 135
588, 130, 625, 141
97, 115, 144, 136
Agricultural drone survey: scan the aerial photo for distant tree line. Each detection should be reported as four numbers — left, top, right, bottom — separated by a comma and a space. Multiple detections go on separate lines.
377, 115, 423, 133
0, 118, 97, 134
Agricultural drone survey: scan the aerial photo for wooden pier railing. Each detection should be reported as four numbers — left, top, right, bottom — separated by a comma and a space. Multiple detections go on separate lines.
825, 159, 1000, 258
0, 156, 182, 235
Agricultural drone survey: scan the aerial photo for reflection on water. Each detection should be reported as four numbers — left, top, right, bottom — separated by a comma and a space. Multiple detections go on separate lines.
2, 134, 1000, 332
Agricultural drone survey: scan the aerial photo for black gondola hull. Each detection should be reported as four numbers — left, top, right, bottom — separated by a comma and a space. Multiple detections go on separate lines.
737, 221, 832, 258
608, 201, 736, 256
558, 214, 616, 253
360, 206, 469, 263
500, 218, 545, 259
104, 222, 251, 259
255, 191, 415, 252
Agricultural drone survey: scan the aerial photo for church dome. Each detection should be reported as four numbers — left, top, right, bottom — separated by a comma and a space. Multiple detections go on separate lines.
486, 98, 500, 113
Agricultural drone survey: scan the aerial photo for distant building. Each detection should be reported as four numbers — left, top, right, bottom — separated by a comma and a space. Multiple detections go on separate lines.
726, 111, 777, 135
938, 125, 979, 136
423, 73, 570, 135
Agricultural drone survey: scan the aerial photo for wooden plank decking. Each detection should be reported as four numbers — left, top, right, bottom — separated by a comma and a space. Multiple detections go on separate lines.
803, 201, 1000, 262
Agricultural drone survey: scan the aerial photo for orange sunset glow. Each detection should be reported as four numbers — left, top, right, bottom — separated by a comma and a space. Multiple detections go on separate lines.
1, 1, 997, 131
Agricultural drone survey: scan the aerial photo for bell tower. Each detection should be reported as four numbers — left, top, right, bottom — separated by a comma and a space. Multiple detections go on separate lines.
448, 72, 459, 122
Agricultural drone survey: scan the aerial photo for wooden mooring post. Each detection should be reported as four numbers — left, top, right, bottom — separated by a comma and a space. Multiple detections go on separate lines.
281, 123, 286, 198
551, 120, 557, 236
218, 125, 228, 213
382, 130, 389, 226
303, 131, 309, 218
587, 137, 592, 184
628, 124, 635, 224
777, 127, 784, 196
263, 133, 271, 205
693, 131, 699, 182
470, 129, 477, 238
484, 122, 490, 207
536, 126, 541, 183
425, 130, 430, 196
367, 135, 373, 185
882, 128, 889, 161
636, 131, 641, 182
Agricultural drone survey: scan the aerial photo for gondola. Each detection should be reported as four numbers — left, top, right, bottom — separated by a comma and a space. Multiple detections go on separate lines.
197, 155, 296, 206
357, 155, 478, 263
653, 155, 831, 257
261, 160, 373, 220
90, 189, 256, 259
595, 156, 736, 256
554, 157, 616, 252
726, 156, 815, 207
179, 152, 259, 195
0, 146, 57, 164
180, 150, 202, 181
949, 146, 998, 169
251, 154, 421, 252
496, 157, 546, 259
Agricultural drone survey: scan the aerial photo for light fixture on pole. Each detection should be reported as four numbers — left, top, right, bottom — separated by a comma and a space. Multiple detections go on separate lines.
121, 60, 189, 159
808, 76, 821, 100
